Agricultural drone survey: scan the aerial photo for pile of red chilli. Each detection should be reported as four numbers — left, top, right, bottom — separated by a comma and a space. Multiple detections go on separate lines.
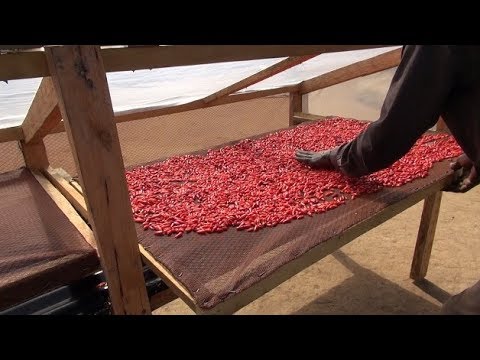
127, 118, 462, 238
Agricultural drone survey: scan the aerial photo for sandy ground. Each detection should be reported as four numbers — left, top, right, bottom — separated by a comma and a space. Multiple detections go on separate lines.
1, 68, 479, 315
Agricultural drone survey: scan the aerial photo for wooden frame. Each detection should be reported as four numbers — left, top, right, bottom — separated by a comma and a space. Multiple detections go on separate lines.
0, 45, 393, 81
1, 44, 451, 315
32, 171, 96, 249
0, 46, 401, 143
201, 55, 315, 104
289, 93, 303, 126
292, 112, 326, 125
53, 160, 453, 314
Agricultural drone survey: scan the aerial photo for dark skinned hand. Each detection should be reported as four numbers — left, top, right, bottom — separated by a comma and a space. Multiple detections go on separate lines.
294, 149, 335, 169
445, 153, 479, 193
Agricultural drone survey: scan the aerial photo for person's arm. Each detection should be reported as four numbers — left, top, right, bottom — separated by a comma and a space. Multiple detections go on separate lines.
295, 46, 456, 177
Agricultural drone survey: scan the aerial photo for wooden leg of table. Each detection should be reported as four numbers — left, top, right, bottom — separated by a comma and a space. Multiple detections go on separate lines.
289, 92, 302, 126
45, 45, 151, 315
410, 191, 443, 280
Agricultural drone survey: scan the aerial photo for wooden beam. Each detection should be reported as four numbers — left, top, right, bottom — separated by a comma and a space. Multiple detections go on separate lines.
55, 167, 84, 194
289, 92, 302, 126
22, 77, 62, 143
202, 55, 315, 105
43, 167, 90, 224
114, 85, 298, 123
50, 85, 298, 134
299, 48, 402, 94
20, 139, 49, 170
292, 112, 327, 125
101, 45, 390, 74
0, 50, 49, 81
32, 171, 96, 250
410, 190, 443, 281
45, 45, 150, 315
0, 45, 395, 81
139, 246, 198, 311
0, 45, 44, 51
0, 126, 24, 142
150, 288, 178, 310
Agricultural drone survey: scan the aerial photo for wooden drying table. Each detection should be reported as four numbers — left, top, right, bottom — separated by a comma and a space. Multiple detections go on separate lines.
50, 121, 455, 315
0, 168, 99, 311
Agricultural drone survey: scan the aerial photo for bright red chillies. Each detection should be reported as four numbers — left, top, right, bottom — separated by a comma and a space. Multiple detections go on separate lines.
126, 118, 462, 238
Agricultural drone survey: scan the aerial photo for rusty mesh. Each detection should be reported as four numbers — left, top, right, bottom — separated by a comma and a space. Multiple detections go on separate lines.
44, 96, 290, 177
133, 130, 454, 310
0, 141, 25, 173
0, 168, 99, 310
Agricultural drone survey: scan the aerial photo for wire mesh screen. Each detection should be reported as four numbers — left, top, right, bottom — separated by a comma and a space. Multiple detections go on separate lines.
0, 141, 25, 173
44, 96, 290, 176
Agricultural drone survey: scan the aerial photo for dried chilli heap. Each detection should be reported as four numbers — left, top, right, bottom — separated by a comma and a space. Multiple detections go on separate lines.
127, 118, 462, 238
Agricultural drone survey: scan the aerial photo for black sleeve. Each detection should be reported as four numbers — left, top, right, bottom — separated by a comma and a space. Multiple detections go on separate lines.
332, 45, 456, 177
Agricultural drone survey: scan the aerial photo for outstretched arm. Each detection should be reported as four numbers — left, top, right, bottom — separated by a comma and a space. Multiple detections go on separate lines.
296, 46, 456, 177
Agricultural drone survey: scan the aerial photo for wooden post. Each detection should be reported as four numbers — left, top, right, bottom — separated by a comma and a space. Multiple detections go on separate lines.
410, 116, 449, 280
289, 92, 302, 126
410, 184, 443, 280
21, 77, 61, 143
20, 139, 49, 170
45, 45, 150, 315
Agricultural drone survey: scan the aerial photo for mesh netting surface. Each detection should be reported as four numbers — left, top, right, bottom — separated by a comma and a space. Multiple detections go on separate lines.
132, 121, 455, 310
0, 169, 99, 310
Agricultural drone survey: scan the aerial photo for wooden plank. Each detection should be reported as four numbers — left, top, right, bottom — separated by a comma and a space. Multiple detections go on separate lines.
55, 168, 84, 194
139, 246, 199, 312
410, 191, 443, 280
20, 139, 49, 170
150, 288, 178, 310
31, 171, 96, 250
141, 173, 453, 315
299, 48, 401, 94
45, 45, 150, 315
0, 45, 44, 51
101, 45, 389, 74
293, 112, 326, 125
0, 50, 49, 81
289, 93, 302, 126
50, 85, 298, 133
22, 77, 62, 143
410, 116, 449, 280
0, 45, 394, 81
0, 126, 24, 143
43, 167, 90, 223
202, 56, 315, 105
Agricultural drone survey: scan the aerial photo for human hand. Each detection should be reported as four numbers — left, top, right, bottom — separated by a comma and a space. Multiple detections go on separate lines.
445, 153, 479, 193
294, 149, 335, 170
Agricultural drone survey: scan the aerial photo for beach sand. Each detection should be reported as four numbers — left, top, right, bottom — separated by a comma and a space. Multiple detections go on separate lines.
1, 68, 478, 314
